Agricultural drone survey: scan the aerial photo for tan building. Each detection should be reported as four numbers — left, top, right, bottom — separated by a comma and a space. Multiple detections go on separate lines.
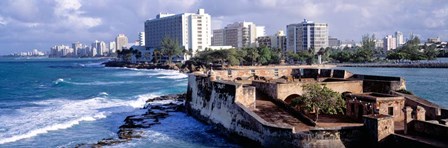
115, 34, 128, 51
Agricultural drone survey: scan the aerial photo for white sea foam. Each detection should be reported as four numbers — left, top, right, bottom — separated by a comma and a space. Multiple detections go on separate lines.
0, 93, 162, 144
53, 78, 148, 86
54, 78, 65, 85
78, 62, 104, 68
114, 69, 187, 79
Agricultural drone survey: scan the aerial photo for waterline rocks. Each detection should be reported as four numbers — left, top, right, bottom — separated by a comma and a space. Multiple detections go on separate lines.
75, 93, 186, 147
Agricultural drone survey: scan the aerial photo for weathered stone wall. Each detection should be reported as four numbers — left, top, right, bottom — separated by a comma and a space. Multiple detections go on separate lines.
409, 120, 448, 141
187, 74, 367, 147
186, 74, 296, 146
236, 86, 256, 109
276, 81, 363, 101
381, 134, 438, 147
352, 74, 406, 93
212, 68, 293, 81
440, 109, 448, 119
251, 80, 278, 100
363, 115, 394, 143
377, 100, 405, 122
296, 127, 366, 147
392, 91, 441, 120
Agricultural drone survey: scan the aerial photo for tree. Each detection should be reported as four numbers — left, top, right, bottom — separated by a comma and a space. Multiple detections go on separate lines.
161, 37, 182, 64
152, 48, 162, 64
258, 47, 272, 65
296, 83, 345, 122
245, 48, 259, 65
423, 44, 438, 60
330, 50, 353, 63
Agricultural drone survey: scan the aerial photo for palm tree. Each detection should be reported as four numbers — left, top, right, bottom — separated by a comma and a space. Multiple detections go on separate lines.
161, 37, 182, 64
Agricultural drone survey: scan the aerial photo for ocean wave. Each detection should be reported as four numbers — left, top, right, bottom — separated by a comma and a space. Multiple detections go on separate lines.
78, 62, 105, 68
0, 114, 106, 145
114, 69, 187, 79
0, 93, 162, 144
157, 75, 188, 79
53, 78, 148, 86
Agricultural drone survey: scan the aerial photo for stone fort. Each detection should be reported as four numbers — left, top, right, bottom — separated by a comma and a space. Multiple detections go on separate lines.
186, 65, 448, 147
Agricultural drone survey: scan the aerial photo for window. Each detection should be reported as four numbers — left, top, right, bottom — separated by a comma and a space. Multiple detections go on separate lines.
274, 69, 279, 77
250, 69, 255, 75
227, 70, 232, 78
388, 107, 394, 115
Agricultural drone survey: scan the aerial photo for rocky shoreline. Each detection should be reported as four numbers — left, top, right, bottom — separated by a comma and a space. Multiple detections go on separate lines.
75, 94, 186, 148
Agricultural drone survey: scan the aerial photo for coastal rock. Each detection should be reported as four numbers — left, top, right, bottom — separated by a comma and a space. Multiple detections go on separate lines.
81, 93, 187, 147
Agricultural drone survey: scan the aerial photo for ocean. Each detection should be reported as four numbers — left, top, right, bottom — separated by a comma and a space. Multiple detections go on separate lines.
0, 57, 447, 147
0, 57, 238, 148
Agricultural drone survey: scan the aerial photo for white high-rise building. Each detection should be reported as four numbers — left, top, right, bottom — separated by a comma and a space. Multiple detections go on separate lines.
72, 41, 82, 56
109, 41, 116, 53
287, 19, 329, 53
256, 26, 266, 37
383, 35, 397, 51
145, 8, 211, 57
272, 30, 287, 52
395, 31, 404, 47
115, 34, 128, 51
214, 21, 262, 48
139, 32, 145, 46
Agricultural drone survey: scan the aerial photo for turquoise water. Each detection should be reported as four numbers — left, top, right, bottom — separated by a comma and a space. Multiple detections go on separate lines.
0, 57, 237, 147
339, 67, 448, 108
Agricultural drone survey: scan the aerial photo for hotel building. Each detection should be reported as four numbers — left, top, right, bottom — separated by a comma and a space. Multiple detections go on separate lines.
287, 19, 329, 53
144, 9, 211, 56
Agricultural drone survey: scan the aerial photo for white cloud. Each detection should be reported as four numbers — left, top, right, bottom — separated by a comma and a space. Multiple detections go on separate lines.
54, 0, 102, 29
0, 16, 8, 26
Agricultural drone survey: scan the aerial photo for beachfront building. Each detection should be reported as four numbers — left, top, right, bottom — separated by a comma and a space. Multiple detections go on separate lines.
109, 41, 116, 54
383, 35, 397, 51
286, 19, 329, 53
139, 32, 145, 46
213, 22, 265, 48
328, 36, 341, 49
144, 8, 211, 58
212, 29, 225, 46
395, 31, 404, 47
116, 34, 128, 52
50, 45, 73, 57
256, 30, 287, 52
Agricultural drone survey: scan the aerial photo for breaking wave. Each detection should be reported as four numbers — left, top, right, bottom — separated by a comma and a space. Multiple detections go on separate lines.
0, 93, 160, 144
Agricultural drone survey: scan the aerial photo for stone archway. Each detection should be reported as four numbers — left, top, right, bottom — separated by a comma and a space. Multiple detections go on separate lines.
284, 94, 302, 104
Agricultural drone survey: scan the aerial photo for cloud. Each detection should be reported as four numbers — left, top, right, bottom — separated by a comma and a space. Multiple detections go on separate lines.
0, 0, 447, 55
0, 16, 8, 26
54, 0, 102, 29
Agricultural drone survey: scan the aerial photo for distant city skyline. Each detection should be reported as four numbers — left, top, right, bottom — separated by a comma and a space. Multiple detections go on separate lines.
0, 0, 447, 55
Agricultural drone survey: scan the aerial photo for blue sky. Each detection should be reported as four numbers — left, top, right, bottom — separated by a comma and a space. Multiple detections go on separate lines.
0, 0, 447, 55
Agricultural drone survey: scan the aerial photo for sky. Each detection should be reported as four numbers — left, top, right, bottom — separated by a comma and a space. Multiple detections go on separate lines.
0, 0, 447, 55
